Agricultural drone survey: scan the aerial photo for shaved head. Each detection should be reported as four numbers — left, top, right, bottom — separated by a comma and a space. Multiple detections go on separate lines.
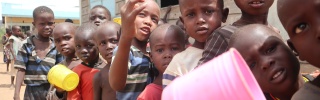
229, 24, 282, 48
149, 24, 185, 48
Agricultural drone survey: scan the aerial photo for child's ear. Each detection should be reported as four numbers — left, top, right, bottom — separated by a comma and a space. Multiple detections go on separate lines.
287, 39, 300, 56
149, 53, 153, 63
32, 22, 35, 27
179, 17, 184, 25
222, 8, 229, 23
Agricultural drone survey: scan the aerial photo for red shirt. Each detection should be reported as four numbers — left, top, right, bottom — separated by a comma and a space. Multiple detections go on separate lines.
137, 83, 162, 100
67, 63, 99, 100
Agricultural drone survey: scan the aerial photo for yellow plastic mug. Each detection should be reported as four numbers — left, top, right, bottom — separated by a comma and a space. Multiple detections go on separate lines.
48, 64, 79, 91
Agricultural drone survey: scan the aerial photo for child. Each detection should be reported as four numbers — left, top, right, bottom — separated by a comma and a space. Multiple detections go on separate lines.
46, 22, 81, 100
8, 25, 23, 89
13, 6, 64, 100
109, 0, 160, 99
137, 24, 185, 100
162, 0, 229, 88
93, 21, 120, 100
90, 5, 111, 26
277, 0, 320, 99
67, 23, 104, 100
228, 24, 305, 100
198, 0, 275, 65
2, 28, 12, 71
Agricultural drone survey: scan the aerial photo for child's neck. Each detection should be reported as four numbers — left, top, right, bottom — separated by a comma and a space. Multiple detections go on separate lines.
153, 73, 163, 86
132, 38, 148, 54
65, 54, 78, 64
236, 11, 269, 26
35, 34, 50, 42
274, 75, 304, 100
192, 40, 205, 49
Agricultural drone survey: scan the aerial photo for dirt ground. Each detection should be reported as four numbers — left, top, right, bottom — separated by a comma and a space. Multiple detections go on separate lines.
0, 52, 318, 99
0, 53, 25, 100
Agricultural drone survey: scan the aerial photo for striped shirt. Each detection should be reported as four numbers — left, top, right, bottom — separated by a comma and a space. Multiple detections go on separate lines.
198, 23, 281, 66
14, 35, 64, 86
113, 46, 152, 100
198, 24, 238, 66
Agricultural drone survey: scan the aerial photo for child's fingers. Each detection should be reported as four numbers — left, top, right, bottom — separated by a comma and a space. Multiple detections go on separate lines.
126, 0, 145, 10
130, 3, 147, 17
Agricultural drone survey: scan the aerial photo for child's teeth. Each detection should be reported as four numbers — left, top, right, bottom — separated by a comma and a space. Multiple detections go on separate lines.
273, 70, 282, 79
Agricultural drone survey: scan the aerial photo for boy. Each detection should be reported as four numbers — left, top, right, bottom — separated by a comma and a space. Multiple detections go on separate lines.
8, 25, 23, 89
162, 0, 229, 88
2, 28, 12, 71
109, 0, 160, 99
93, 21, 120, 100
13, 6, 64, 100
67, 23, 104, 100
46, 22, 81, 100
137, 24, 185, 100
277, 0, 320, 99
229, 24, 305, 100
90, 5, 111, 26
198, 0, 275, 65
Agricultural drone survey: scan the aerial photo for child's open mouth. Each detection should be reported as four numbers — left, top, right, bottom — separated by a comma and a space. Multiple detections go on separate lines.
249, 0, 265, 8
270, 69, 286, 83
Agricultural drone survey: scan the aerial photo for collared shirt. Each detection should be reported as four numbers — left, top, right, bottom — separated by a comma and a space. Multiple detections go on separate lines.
113, 46, 152, 100
14, 35, 64, 86
162, 47, 203, 88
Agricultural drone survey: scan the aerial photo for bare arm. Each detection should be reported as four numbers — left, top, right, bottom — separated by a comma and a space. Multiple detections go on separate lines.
109, 0, 147, 91
14, 69, 25, 100
2, 36, 8, 45
93, 73, 102, 100
9, 39, 16, 60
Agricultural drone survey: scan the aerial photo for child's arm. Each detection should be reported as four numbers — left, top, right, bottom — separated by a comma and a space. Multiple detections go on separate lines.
109, 0, 147, 91
14, 69, 25, 100
9, 39, 15, 60
2, 36, 7, 45
93, 73, 102, 100
13, 45, 28, 100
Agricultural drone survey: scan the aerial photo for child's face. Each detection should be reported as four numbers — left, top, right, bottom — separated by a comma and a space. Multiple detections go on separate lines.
278, 0, 320, 67
150, 27, 185, 73
179, 0, 224, 42
234, 0, 273, 15
53, 24, 76, 57
75, 32, 99, 64
134, 0, 160, 42
90, 8, 111, 26
32, 13, 55, 38
12, 26, 22, 37
95, 24, 119, 63
231, 27, 300, 95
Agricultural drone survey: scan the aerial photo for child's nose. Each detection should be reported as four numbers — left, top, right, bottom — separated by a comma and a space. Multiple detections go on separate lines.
260, 57, 275, 70
163, 53, 173, 59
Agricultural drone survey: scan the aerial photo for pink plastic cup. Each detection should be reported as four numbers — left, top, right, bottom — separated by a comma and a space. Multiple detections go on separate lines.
162, 48, 265, 100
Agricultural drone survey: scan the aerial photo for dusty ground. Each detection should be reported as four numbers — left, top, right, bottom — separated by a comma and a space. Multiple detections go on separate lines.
0, 52, 318, 99
0, 52, 25, 100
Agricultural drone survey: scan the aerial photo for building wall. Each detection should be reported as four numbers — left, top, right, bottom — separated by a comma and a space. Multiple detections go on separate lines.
4, 16, 80, 32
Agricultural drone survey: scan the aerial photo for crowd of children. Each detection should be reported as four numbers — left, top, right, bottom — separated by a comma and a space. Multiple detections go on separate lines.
4, 0, 320, 99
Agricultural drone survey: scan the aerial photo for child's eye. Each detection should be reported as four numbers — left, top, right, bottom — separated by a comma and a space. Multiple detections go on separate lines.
171, 47, 179, 51
294, 23, 307, 34
156, 49, 163, 53
110, 39, 118, 44
100, 41, 106, 46
98, 16, 106, 20
249, 62, 256, 69
64, 36, 71, 40
138, 13, 146, 17
186, 13, 195, 18
266, 45, 276, 54
151, 17, 159, 24
205, 10, 214, 14
75, 45, 80, 48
